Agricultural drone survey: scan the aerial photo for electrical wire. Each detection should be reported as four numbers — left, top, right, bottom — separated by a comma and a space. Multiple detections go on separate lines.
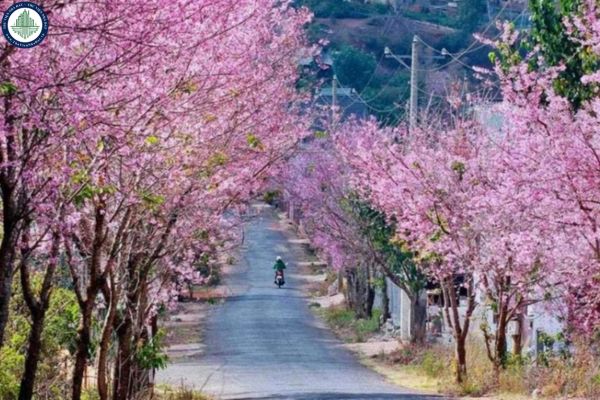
414, 7, 529, 73
328, 2, 529, 119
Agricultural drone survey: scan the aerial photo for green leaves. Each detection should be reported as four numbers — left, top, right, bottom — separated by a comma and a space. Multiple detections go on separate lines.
333, 45, 376, 92
140, 190, 165, 211
145, 135, 160, 146
0, 82, 17, 96
528, 0, 599, 108
194, 229, 210, 240
135, 329, 169, 370
71, 170, 95, 207
208, 151, 228, 168
347, 196, 427, 294
451, 160, 466, 181
71, 169, 117, 207
246, 133, 264, 150
196, 151, 230, 179
457, 0, 487, 33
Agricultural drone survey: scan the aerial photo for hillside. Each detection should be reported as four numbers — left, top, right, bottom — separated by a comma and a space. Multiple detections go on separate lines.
298, 0, 527, 124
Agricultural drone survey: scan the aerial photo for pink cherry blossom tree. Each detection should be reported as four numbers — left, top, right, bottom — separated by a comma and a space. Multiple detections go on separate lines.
276, 136, 379, 318
486, 1, 600, 338
335, 109, 559, 380
1, 1, 312, 399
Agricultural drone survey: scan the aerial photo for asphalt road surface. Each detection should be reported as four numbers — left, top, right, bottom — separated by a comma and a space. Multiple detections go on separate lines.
158, 205, 441, 400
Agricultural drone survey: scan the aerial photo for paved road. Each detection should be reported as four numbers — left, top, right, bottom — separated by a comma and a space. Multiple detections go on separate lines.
158, 205, 440, 400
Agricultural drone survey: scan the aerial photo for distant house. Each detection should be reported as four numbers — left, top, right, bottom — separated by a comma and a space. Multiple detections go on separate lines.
315, 87, 369, 124
365, 0, 407, 8
385, 275, 565, 359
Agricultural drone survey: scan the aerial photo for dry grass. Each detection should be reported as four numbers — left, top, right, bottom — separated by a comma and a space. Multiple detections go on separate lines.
154, 385, 212, 400
372, 337, 600, 399
362, 357, 441, 393
527, 347, 600, 398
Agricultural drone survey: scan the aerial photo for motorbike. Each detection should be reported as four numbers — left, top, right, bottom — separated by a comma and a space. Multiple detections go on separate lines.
274, 270, 285, 288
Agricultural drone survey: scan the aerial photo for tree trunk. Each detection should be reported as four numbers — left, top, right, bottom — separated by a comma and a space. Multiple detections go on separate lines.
98, 278, 118, 400
365, 282, 375, 319
131, 327, 151, 396
18, 312, 45, 400
365, 263, 375, 319
0, 105, 19, 349
113, 317, 133, 400
18, 228, 60, 400
440, 274, 476, 384
0, 226, 17, 348
149, 315, 158, 391
381, 276, 390, 322
409, 293, 427, 344
344, 268, 358, 314
512, 313, 523, 358
345, 266, 374, 319
72, 300, 95, 400
72, 199, 107, 400
455, 334, 467, 383
495, 312, 508, 371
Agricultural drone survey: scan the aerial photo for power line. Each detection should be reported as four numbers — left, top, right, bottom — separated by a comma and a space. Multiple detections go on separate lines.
327, 2, 529, 121
329, 13, 400, 115
415, 6, 529, 73
330, 76, 401, 115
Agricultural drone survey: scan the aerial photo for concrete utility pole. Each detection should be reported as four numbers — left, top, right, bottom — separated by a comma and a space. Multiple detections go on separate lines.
409, 35, 420, 133
385, 36, 421, 133
332, 74, 337, 128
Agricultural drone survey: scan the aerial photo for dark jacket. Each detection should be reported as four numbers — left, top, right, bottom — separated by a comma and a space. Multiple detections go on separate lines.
273, 259, 286, 271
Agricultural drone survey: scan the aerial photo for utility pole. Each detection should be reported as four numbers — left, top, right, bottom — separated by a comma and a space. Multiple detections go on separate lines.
332, 74, 337, 128
385, 36, 423, 133
409, 35, 420, 133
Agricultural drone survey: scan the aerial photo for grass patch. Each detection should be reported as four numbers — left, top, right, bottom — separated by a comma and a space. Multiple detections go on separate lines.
322, 307, 355, 329
155, 385, 212, 400
363, 358, 441, 393
355, 309, 382, 342
318, 306, 382, 343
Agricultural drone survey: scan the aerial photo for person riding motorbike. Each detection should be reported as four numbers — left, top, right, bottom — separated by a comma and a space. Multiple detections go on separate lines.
273, 256, 286, 284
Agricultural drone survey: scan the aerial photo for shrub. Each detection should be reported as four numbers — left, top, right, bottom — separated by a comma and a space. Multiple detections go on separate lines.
355, 309, 382, 341
323, 307, 355, 329
136, 329, 169, 370
320, 306, 383, 342
420, 349, 446, 378
82, 390, 101, 400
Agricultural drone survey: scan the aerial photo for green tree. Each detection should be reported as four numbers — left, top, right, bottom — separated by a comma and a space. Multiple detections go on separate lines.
458, 0, 487, 33
348, 198, 429, 343
333, 46, 377, 91
0, 279, 79, 400
529, 0, 599, 108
